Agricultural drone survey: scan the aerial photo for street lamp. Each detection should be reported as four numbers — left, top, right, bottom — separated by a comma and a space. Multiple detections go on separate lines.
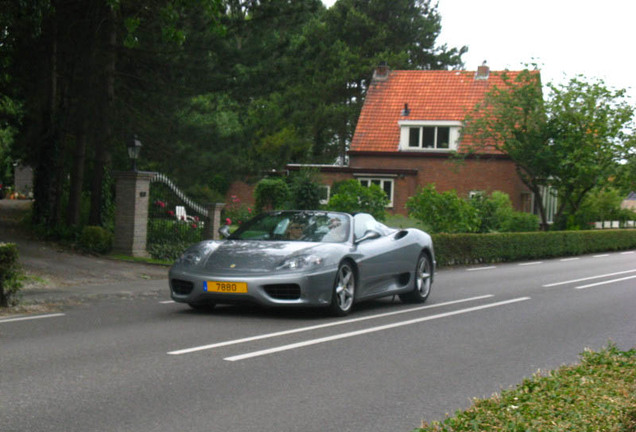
127, 135, 142, 171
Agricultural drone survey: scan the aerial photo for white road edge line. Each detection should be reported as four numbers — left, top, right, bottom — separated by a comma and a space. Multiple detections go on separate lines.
594, 254, 610, 258
542, 269, 636, 287
621, 251, 635, 255
576, 275, 636, 290
224, 297, 531, 362
560, 258, 580, 262
159, 300, 175, 304
519, 262, 543, 266
167, 295, 494, 355
467, 266, 496, 272
0, 313, 66, 324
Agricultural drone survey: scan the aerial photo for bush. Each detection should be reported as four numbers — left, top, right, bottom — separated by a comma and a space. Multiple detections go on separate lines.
0, 243, 22, 307
417, 345, 636, 431
407, 185, 480, 233
326, 180, 388, 221
147, 218, 204, 261
433, 229, 636, 266
254, 178, 290, 212
79, 226, 113, 254
289, 168, 322, 210
222, 195, 253, 226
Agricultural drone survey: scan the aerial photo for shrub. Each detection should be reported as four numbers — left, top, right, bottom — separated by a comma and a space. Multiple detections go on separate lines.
0, 243, 22, 307
79, 226, 113, 254
417, 345, 636, 431
254, 178, 290, 212
289, 168, 322, 210
326, 180, 388, 221
407, 184, 480, 233
433, 229, 636, 267
147, 218, 204, 261
501, 211, 540, 232
222, 195, 253, 226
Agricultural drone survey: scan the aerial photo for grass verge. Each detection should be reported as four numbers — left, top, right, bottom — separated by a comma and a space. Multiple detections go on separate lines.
415, 344, 636, 432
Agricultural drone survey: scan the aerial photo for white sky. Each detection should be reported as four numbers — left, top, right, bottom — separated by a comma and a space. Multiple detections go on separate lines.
322, 0, 636, 101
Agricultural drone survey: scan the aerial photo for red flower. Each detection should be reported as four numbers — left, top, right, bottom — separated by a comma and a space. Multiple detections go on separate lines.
225, 218, 232, 225
167, 210, 175, 217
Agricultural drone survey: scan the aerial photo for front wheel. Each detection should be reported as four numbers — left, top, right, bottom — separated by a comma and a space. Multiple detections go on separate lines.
400, 252, 432, 303
329, 262, 356, 316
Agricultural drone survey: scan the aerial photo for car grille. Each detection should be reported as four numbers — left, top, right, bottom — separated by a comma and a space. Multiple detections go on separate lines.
171, 279, 194, 295
263, 284, 301, 300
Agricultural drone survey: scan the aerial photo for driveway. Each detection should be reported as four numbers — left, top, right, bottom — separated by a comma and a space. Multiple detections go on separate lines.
0, 199, 168, 304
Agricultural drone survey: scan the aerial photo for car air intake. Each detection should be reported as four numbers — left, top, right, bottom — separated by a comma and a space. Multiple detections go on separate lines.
263, 284, 301, 300
171, 279, 194, 295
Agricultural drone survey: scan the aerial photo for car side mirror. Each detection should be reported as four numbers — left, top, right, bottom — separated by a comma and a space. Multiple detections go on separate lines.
355, 229, 381, 244
218, 225, 231, 239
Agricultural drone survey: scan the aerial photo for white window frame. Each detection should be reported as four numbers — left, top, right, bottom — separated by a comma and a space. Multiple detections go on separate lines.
356, 176, 394, 208
398, 120, 462, 151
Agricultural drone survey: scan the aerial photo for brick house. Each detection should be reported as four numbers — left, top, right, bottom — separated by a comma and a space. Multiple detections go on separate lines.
228, 64, 535, 216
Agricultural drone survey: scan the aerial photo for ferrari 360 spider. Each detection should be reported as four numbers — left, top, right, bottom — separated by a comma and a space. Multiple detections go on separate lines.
169, 210, 435, 316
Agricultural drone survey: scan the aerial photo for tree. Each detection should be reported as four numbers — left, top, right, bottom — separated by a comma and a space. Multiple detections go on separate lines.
546, 77, 635, 228
463, 69, 635, 230
462, 69, 553, 228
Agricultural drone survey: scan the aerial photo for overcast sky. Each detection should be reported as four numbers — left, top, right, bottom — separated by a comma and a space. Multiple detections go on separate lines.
322, 0, 636, 100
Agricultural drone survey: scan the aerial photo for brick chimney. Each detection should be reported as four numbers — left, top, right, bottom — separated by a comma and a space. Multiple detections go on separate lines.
373, 62, 390, 81
475, 61, 490, 80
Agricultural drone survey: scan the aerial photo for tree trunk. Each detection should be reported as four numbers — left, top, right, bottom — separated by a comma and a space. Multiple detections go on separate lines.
89, 5, 117, 226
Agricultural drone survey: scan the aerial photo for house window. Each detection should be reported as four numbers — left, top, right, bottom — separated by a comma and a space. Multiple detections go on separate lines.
399, 121, 461, 151
358, 177, 394, 207
408, 126, 451, 149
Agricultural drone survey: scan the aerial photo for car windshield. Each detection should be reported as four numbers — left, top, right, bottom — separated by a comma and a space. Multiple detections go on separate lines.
228, 211, 350, 243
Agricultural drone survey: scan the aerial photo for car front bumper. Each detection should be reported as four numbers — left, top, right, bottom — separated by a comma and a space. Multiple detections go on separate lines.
169, 265, 338, 308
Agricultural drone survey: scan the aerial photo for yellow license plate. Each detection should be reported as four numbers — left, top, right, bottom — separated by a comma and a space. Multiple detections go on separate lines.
205, 281, 248, 294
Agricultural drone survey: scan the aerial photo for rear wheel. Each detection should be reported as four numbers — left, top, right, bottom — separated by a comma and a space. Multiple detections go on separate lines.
400, 252, 432, 303
329, 262, 356, 316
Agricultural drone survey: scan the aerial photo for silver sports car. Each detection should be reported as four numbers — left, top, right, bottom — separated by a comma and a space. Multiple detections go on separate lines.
169, 210, 435, 316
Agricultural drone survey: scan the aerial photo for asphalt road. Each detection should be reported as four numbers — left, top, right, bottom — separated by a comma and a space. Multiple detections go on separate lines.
2, 250, 636, 432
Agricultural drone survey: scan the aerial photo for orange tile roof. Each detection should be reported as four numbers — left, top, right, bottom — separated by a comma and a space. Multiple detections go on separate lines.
350, 69, 523, 152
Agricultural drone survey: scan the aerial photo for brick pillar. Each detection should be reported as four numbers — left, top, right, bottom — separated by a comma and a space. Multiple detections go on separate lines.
204, 203, 225, 240
113, 171, 155, 257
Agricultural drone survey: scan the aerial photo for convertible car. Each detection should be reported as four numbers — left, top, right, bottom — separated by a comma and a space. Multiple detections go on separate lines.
169, 210, 435, 316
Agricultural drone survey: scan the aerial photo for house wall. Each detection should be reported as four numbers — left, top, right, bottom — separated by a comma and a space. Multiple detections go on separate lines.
349, 154, 530, 215
225, 155, 530, 217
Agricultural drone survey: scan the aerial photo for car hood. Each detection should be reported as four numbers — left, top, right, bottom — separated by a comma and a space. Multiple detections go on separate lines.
202, 240, 323, 273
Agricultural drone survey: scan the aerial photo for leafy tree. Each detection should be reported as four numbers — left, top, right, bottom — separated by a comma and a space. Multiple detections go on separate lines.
463, 69, 553, 228
327, 179, 388, 220
406, 184, 479, 233
463, 70, 635, 230
546, 77, 635, 228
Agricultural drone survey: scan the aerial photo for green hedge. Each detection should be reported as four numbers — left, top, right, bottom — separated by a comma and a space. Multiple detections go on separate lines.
0, 242, 21, 307
433, 229, 636, 267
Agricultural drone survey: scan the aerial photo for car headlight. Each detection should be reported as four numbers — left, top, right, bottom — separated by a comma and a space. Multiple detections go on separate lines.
277, 254, 324, 271
177, 249, 204, 266
175, 242, 219, 266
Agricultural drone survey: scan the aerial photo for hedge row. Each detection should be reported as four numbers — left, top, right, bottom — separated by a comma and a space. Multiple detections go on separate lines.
432, 229, 636, 267
0, 242, 20, 307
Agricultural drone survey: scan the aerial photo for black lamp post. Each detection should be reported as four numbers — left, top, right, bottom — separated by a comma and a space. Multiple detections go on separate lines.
127, 135, 142, 171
